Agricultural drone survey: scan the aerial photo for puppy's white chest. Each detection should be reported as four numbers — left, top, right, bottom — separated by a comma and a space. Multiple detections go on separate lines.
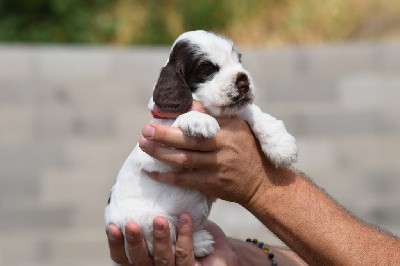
104, 111, 220, 261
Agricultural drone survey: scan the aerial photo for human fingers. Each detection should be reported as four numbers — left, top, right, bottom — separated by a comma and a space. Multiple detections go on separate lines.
139, 138, 216, 168
190, 101, 207, 113
107, 224, 130, 265
175, 213, 195, 266
146, 115, 271, 204
152, 216, 174, 266
125, 221, 153, 266
152, 101, 207, 119
141, 124, 219, 152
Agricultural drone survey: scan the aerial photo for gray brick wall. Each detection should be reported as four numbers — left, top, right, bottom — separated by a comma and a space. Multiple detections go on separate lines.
0, 42, 399, 265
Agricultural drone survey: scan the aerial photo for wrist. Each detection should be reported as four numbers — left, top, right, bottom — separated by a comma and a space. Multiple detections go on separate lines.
243, 161, 298, 213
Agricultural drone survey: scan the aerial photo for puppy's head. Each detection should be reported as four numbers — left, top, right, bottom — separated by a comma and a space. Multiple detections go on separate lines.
152, 30, 255, 117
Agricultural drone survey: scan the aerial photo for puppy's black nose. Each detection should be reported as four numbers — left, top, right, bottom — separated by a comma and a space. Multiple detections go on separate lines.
236, 73, 249, 93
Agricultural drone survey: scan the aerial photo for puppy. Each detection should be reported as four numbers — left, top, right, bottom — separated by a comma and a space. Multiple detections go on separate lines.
104, 30, 298, 264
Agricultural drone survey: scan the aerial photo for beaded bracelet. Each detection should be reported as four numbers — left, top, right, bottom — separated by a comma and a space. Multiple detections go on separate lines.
246, 238, 278, 266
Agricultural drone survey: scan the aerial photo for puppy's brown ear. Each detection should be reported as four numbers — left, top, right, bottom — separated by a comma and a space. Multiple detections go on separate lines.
153, 63, 192, 113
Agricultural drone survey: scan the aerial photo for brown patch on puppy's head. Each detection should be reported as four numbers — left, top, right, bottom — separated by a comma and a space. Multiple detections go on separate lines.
153, 41, 193, 113
153, 40, 220, 113
153, 63, 192, 113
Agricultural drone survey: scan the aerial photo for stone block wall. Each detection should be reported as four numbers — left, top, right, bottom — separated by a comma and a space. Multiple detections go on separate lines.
0, 42, 399, 265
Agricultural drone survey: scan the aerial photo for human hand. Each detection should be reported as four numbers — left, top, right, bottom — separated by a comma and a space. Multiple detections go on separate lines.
197, 221, 239, 266
107, 218, 165, 265
140, 102, 294, 206
106, 213, 239, 265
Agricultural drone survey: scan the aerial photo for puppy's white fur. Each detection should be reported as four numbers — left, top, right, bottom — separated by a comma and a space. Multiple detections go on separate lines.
105, 30, 298, 264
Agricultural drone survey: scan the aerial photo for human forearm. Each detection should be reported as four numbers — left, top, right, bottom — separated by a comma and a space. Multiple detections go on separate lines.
246, 168, 400, 265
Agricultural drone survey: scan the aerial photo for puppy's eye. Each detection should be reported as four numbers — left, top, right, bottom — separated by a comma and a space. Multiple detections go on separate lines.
186, 60, 220, 91
200, 61, 220, 78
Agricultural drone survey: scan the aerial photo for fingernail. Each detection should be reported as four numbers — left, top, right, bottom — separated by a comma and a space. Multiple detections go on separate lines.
109, 234, 117, 241
154, 222, 164, 232
142, 125, 155, 139
139, 137, 148, 149
179, 215, 188, 226
107, 228, 118, 241
126, 230, 136, 241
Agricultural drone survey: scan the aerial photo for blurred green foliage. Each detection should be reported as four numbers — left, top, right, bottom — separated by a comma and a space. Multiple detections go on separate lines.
0, 0, 399, 45
0, 0, 115, 43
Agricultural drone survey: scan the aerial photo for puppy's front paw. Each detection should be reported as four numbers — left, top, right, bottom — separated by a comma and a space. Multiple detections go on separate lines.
243, 105, 298, 167
173, 111, 220, 138
262, 129, 298, 167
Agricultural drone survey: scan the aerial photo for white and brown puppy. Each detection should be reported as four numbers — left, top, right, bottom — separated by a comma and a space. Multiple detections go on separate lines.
105, 30, 298, 263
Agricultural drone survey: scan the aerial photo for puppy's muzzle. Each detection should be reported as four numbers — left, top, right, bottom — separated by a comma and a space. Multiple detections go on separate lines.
235, 73, 250, 94
232, 73, 251, 104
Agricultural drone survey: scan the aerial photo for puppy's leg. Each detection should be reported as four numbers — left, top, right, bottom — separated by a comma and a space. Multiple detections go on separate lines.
240, 104, 298, 167
193, 229, 215, 257
173, 111, 220, 138
172, 111, 217, 257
